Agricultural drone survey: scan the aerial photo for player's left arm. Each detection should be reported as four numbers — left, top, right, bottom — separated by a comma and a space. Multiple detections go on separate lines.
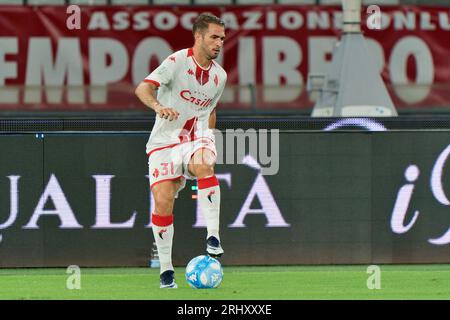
208, 108, 216, 129
208, 73, 227, 129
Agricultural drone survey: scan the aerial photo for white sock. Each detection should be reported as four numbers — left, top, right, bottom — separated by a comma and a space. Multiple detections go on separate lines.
198, 175, 221, 240
151, 213, 174, 274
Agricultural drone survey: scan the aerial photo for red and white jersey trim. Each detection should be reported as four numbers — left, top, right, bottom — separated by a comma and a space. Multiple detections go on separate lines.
143, 79, 160, 87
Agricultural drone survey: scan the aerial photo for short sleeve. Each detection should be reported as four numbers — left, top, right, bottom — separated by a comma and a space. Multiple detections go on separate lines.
143, 54, 179, 88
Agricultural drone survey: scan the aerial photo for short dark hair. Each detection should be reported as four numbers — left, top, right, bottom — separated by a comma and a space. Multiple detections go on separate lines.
192, 13, 225, 36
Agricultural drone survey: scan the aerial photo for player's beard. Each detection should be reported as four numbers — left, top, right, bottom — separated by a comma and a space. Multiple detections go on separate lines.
211, 49, 220, 60
206, 48, 220, 61
201, 41, 219, 61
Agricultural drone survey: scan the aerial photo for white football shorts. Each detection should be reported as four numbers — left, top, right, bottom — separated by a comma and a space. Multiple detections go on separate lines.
148, 137, 216, 195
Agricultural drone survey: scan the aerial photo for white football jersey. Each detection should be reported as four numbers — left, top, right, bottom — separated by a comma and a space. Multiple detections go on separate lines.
144, 48, 227, 154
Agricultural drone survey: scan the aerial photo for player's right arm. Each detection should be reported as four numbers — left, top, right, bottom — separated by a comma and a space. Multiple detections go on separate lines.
135, 82, 179, 121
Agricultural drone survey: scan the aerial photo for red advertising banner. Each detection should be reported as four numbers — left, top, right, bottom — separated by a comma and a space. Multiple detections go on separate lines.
0, 5, 449, 112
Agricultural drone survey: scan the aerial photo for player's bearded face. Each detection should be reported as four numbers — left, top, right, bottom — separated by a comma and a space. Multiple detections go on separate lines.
200, 24, 225, 60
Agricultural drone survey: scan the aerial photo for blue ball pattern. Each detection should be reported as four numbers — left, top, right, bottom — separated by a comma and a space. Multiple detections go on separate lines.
185, 255, 223, 289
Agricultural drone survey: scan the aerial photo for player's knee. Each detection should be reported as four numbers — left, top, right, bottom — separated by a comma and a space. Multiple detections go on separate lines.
202, 149, 216, 167
189, 149, 216, 178
191, 148, 216, 166
191, 163, 214, 179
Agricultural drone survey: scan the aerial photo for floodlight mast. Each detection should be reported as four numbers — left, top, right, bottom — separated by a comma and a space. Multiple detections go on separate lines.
342, 0, 362, 33
308, 0, 398, 117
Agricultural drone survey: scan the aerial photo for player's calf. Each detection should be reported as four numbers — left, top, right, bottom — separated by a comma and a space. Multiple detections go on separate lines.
151, 181, 179, 284
189, 146, 224, 257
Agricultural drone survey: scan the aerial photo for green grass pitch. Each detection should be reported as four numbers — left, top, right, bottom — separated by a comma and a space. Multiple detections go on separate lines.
0, 265, 449, 300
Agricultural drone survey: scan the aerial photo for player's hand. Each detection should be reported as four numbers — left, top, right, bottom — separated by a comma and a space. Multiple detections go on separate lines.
154, 105, 179, 121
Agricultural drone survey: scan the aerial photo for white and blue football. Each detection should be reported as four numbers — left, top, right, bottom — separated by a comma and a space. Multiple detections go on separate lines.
185, 255, 223, 289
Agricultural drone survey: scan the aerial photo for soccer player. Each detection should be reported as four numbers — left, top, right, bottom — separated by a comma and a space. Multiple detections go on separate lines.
135, 13, 227, 289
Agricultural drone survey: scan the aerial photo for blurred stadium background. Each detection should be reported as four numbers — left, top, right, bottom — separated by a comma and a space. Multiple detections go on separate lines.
1, 0, 450, 300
